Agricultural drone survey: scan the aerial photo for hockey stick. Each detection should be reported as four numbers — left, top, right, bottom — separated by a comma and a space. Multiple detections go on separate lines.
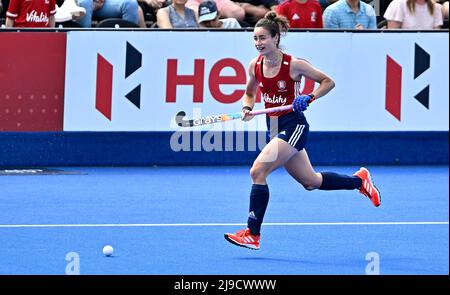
175, 104, 293, 127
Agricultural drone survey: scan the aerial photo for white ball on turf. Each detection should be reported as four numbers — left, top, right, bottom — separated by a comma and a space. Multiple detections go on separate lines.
103, 245, 114, 256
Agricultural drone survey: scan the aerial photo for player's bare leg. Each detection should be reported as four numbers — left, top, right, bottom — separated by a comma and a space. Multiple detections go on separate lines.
284, 149, 322, 190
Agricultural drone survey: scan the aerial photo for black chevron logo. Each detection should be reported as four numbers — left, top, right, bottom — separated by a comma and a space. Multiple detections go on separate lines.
413, 43, 430, 109
414, 43, 430, 79
125, 85, 141, 109
414, 85, 430, 109
125, 42, 142, 109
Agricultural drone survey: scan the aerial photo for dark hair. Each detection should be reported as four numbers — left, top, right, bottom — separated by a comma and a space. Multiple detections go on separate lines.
255, 11, 289, 47
406, 0, 435, 15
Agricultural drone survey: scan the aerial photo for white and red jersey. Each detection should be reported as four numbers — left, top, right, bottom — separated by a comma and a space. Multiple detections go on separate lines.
254, 53, 302, 117
276, 0, 323, 29
6, 0, 56, 27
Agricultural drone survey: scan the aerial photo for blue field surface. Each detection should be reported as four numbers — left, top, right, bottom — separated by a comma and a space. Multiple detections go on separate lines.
0, 166, 448, 275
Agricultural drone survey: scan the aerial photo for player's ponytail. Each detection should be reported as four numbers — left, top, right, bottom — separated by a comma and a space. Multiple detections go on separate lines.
255, 12, 289, 47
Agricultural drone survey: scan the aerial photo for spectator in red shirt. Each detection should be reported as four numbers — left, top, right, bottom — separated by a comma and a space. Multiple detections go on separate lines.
6, 0, 56, 27
276, 0, 323, 28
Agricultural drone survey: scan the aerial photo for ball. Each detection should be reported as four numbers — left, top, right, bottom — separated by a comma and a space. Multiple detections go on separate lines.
102, 245, 114, 256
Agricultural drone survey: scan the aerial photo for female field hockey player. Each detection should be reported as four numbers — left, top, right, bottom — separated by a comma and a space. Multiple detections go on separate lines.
224, 12, 381, 250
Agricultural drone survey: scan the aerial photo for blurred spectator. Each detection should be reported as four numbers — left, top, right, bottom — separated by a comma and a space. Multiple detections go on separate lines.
0, 1, 3, 15
156, 0, 198, 27
276, 0, 323, 28
77, 0, 139, 27
441, 0, 448, 18
198, 0, 241, 27
55, 0, 86, 23
137, 0, 168, 23
5, 0, 56, 27
384, 0, 443, 28
186, 0, 245, 21
317, 0, 337, 9
137, 3, 147, 26
323, 0, 377, 29
235, 0, 278, 25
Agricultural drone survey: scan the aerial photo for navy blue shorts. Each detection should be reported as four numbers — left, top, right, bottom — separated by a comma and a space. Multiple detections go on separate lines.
266, 111, 309, 151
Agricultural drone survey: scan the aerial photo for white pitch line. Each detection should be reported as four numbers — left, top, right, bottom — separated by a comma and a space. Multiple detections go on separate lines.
0, 221, 448, 228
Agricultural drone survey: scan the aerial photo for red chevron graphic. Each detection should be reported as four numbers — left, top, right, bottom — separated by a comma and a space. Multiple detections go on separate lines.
96, 54, 113, 120
385, 55, 402, 121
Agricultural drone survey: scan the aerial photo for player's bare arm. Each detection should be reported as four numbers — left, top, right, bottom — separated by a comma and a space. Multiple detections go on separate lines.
290, 58, 335, 99
241, 58, 259, 121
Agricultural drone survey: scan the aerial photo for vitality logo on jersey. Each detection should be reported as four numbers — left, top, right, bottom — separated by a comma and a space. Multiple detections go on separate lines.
262, 93, 287, 105
385, 43, 430, 121
26, 11, 49, 24
95, 42, 142, 120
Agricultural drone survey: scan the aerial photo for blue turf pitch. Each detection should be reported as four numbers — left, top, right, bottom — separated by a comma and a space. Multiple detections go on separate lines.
0, 166, 448, 274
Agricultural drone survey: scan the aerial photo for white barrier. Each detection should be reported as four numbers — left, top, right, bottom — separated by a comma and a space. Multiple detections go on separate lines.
63, 31, 449, 131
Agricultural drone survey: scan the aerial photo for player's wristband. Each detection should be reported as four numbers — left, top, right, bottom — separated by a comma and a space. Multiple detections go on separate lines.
242, 106, 253, 112
307, 94, 316, 104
